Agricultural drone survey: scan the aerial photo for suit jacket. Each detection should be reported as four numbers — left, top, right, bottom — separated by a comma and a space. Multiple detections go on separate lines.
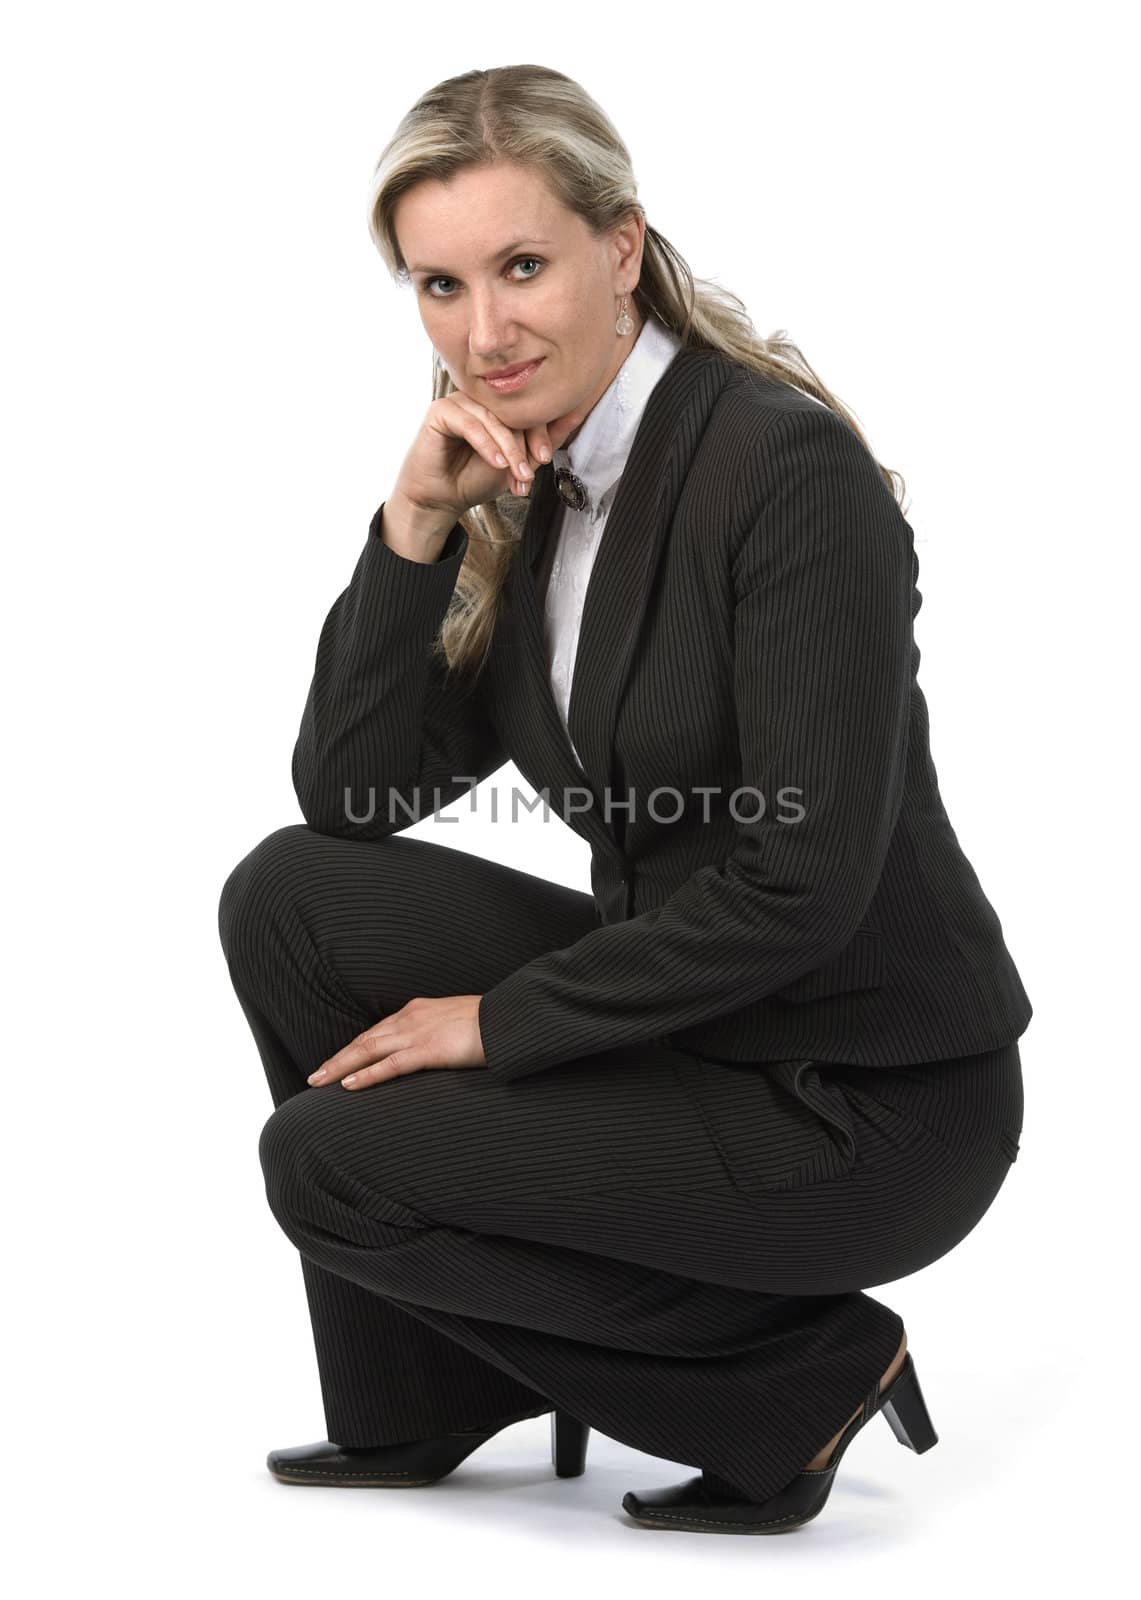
292, 343, 1033, 1082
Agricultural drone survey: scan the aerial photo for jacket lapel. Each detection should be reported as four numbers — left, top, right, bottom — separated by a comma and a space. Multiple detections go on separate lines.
504, 342, 740, 857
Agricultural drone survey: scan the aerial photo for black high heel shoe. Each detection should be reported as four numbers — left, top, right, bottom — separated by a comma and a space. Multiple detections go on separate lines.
267, 1404, 591, 1487
622, 1350, 937, 1534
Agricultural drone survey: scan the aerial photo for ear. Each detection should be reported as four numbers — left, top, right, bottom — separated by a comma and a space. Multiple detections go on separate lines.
610, 209, 646, 289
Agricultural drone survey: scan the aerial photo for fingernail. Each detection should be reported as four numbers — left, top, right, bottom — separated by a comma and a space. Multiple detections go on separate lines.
308, 1068, 326, 1083
518, 460, 532, 478
343, 1075, 358, 1087
539, 446, 551, 463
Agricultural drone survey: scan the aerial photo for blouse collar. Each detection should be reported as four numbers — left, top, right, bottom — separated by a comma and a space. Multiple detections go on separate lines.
551, 314, 683, 524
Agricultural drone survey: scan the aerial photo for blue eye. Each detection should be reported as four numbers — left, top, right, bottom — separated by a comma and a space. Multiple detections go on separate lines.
422, 256, 544, 298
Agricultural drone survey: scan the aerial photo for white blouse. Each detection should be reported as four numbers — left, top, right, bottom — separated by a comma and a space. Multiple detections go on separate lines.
544, 313, 683, 769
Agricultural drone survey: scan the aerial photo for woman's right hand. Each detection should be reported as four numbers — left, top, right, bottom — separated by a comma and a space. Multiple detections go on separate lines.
391, 390, 585, 525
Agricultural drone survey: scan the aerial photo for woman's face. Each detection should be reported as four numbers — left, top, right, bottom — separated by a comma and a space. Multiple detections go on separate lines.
393, 160, 644, 442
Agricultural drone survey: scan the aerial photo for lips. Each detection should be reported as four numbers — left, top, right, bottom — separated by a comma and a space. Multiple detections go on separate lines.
481, 358, 543, 379
478, 357, 545, 395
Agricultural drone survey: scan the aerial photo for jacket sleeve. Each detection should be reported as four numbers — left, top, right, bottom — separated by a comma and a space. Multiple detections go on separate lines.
292, 502, 508, 838
477, 404, 914, 1081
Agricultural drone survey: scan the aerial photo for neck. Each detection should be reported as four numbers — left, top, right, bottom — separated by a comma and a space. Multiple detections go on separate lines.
566, 312, 646, 448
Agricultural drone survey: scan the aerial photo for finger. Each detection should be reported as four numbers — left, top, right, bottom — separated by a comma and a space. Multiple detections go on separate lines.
308, 1027, 401, 1085
431, 396, 523, 485
436, 402, 520, 480
449, 395, 535, 486
342, 1048, 423, 1088
525, 425, 553, 466
523, 409, 581, 471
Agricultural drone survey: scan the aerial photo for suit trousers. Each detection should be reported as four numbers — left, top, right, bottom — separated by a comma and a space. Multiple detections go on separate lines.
217, 823, 1024, 1504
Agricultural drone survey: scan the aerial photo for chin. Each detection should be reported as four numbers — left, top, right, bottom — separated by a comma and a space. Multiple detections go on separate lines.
498, 399, 554, 430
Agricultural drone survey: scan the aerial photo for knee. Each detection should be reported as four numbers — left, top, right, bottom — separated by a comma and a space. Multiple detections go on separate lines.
258, 1094, 430, 1241
258, 1095, 313, 1231
217, 824, 314, 978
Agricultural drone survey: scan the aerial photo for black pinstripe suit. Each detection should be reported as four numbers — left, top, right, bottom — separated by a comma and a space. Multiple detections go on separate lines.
218, 343, 1030, 1502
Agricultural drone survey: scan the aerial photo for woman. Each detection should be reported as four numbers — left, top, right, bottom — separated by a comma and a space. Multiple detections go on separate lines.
217, 64, 1031, 1534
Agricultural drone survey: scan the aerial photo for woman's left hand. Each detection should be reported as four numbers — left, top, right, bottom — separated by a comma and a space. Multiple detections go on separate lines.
307, 996, 486, 1089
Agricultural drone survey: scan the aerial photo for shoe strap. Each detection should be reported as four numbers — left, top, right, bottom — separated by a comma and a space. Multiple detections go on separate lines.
864, 1350, 908, 1420
862, 1377, 881, 1422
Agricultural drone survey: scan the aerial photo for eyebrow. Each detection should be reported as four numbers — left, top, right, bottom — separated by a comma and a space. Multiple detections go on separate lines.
409, 239, 553, 275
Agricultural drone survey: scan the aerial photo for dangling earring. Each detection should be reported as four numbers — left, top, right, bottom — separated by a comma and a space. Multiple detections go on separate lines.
615, 292, 634, 336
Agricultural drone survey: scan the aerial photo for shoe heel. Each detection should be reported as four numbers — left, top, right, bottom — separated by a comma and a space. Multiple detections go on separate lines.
551, 1410, 591, 1477
880, 1356, 939, 1454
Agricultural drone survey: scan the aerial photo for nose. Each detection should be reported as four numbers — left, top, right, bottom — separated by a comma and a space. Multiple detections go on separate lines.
467, 287, 516, 364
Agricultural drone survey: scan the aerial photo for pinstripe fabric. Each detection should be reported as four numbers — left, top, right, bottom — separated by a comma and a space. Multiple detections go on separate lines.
289, 342, 1032, 1083
222, 340, 1030, 1502
218, 824, 1023, 1503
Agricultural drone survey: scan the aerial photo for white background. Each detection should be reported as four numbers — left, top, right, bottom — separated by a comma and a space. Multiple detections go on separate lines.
3, 1, 1134, 1592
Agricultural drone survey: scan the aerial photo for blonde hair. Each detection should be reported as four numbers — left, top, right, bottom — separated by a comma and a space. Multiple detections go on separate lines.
366, 64, 908, 679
